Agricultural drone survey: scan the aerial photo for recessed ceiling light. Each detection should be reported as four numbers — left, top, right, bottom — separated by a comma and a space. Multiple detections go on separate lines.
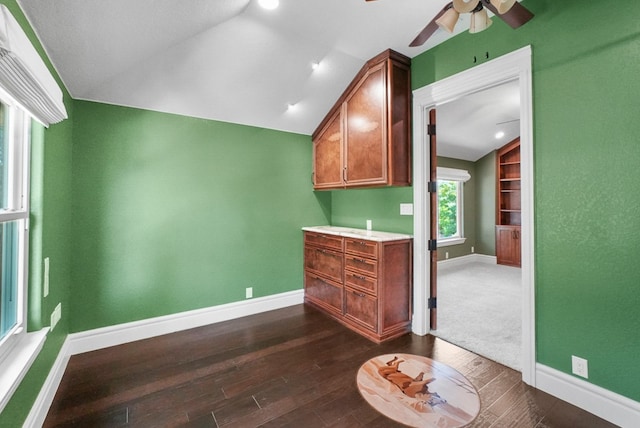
287, 103, 297, 111
495, 131, 505, 139
258, 0, 279, 10
311, 61, 320, 70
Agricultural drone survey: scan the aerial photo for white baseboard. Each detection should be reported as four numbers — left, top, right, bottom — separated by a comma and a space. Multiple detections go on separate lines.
22, 337, 70, 428
438, 253, 496, 268
536, 363, 640, 428
67, 289, 304, 356
24, 289, 304, 425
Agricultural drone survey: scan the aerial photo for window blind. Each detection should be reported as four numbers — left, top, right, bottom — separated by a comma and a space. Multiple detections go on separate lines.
0, 5, 67, 126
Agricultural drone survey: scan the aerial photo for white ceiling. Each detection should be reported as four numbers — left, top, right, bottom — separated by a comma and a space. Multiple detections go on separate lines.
438, 80, 521, 161
18, 0, 521, 159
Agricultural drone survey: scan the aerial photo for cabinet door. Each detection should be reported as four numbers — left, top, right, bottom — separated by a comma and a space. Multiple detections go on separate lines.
313, 110, 343, 189
344, 63, 387, 186
304, 245, 343, 283
496, 226, 521, 267
305, 272, 343, 316
344, 287, 377, 332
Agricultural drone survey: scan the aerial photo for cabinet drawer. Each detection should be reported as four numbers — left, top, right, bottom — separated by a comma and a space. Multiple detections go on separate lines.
305, 232, 343, 251
305, 273, 343, 315
345, 238, 378, 258
345, 270, 377, 296
344, 287, 377, 332
345, 255, 377, 277
304, 245, 343, 283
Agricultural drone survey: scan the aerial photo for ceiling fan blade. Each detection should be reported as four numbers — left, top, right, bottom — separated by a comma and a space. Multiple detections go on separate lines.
409, 2, 453, 47
482, 0, 533, 29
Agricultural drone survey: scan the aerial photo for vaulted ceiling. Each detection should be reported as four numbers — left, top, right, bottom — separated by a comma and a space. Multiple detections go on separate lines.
18, 0, 521, 158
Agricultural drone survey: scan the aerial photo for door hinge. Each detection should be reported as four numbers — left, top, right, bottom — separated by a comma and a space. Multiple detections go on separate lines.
428, 297, 437, 309
428, 239, 437, 251
427, 124, 436, 135
427, 181, 438, 193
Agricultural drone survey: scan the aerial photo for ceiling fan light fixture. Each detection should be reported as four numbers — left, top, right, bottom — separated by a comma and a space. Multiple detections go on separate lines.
435, 7, 460, 33
452, 0, 480, 13
469, 8, 493, 33
489, 0, 517, 14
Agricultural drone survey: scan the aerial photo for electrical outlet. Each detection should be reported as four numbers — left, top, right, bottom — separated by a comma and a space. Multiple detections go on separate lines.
445, 252, 449, 259
51, 302, 62, 331
572, 355, 588, 378
44, 257, 50, 297
366, 219, 372, 230
471, 246, 475, 253
246, 287, 253, 299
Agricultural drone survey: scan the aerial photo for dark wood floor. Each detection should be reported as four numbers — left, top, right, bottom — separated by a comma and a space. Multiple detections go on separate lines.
44, 305, 616, 427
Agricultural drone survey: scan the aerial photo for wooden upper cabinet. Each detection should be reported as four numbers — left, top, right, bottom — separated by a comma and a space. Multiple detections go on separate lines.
345, 63, 386, 185
313, 110, 343, 189
312, 50, 411, 190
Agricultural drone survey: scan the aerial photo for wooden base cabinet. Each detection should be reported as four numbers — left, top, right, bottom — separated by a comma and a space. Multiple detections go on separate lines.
495, 225, 521, 267
303, 231, 412, 343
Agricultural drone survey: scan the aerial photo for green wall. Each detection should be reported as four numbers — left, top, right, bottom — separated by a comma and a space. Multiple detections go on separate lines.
70, 102, 329, 332
330, 186, 412, 234
475, 151, 496, 256
334, 0, 640, 401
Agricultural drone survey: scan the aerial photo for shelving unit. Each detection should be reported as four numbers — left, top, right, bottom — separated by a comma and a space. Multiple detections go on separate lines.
496, 138, 521, 267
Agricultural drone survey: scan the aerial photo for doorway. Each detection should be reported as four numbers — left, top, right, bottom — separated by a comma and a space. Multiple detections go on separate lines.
431, 80, 522, 371
411, 46, 535, 385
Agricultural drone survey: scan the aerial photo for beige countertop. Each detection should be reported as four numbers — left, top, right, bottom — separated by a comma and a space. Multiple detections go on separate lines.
302, 225, 412, 242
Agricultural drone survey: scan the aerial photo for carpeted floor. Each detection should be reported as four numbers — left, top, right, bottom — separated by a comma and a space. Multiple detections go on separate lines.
432, 260, 521, 371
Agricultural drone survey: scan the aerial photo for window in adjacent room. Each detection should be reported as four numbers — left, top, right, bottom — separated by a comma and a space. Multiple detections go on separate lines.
437, 167, 470, 247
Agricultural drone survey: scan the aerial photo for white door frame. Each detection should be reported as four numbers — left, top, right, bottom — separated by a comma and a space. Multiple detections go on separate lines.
411, 46, 536, 385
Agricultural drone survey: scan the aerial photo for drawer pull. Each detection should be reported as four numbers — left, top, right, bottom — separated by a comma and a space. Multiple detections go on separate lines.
316, 248, 339, 257
353, 291, 366, 298
351, 274, 367, 280
353, 258, 367, 264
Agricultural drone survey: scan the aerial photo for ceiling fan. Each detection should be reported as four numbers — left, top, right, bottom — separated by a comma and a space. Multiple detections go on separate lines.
366, 0, 534, 47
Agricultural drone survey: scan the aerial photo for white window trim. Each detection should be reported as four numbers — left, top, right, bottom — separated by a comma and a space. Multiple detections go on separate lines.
0, 85, 39, 414
437, 167, 469, 246
0, 328, 47, 412
438, 237, 466, 247
437, 166, 471, 182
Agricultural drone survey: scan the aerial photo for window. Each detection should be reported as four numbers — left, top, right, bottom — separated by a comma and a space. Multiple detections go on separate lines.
437, 167, 470, 247
0, 93, 31, 363
0, 5, 66, 411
